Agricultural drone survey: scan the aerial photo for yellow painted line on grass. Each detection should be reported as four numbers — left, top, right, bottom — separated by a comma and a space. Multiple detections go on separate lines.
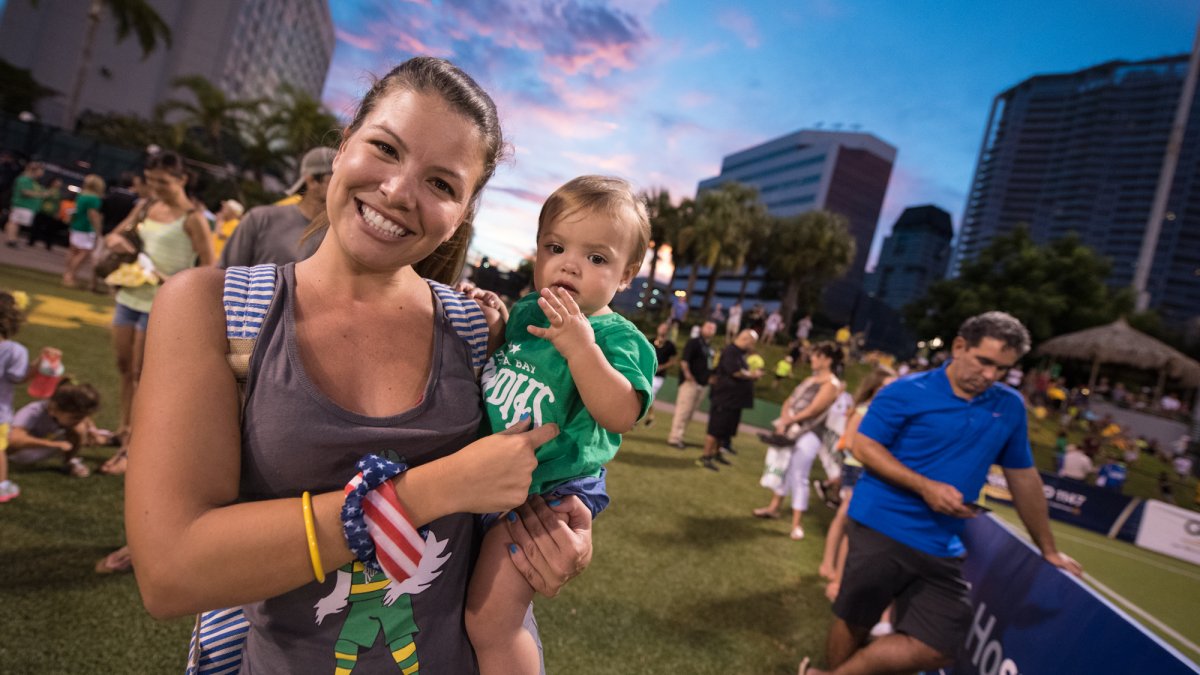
25, 294, 114, 330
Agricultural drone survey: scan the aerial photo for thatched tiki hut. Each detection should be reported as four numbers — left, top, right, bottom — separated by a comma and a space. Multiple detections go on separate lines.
1036, 318, 1200, 401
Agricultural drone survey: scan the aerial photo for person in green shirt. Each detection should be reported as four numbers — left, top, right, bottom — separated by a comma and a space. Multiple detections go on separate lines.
64, 174, 106, 287
465, 175, 657, 675
4, 161, 46, 247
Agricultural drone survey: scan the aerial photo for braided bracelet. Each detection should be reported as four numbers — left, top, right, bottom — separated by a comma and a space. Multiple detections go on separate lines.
341, 454, 425, 582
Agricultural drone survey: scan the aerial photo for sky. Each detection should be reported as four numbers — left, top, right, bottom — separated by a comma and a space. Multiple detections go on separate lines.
323, 1, 1200, 274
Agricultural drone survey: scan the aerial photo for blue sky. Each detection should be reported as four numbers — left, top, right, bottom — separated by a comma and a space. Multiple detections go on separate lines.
21, 0, 1191, 273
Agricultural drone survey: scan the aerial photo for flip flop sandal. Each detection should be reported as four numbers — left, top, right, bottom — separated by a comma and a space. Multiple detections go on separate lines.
752, 507, 780, 519
67, 457, 91, 478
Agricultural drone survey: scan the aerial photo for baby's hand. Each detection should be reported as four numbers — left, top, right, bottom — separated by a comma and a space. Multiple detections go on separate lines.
455, 281, 507, 356
527, 287, 594, 361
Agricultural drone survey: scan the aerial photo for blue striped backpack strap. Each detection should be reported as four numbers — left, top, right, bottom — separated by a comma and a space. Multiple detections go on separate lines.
185, 265, 278, 675
427, 279, 489, 376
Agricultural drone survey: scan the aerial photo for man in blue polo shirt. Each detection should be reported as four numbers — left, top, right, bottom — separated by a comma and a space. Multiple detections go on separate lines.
802, 312, 1082, 675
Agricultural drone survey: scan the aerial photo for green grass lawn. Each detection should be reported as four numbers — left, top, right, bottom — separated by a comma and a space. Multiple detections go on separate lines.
0, 263, 1196, 673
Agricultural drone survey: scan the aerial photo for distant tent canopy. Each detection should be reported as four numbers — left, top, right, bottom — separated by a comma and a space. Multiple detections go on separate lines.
1036, 319, 1200, 396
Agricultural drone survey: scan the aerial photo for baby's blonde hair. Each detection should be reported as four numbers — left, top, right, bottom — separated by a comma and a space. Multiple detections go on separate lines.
537, 175, 650, 268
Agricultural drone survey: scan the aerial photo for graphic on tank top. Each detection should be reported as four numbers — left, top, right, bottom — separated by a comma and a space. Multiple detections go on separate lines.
313, 531, 451, 674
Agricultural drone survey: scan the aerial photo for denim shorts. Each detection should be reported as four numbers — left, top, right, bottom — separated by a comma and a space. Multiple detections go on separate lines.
480, 468, 610, 531
112, 302, 150, 331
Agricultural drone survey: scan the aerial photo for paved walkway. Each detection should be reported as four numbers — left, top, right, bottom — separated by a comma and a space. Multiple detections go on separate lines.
0, 239, 81, 277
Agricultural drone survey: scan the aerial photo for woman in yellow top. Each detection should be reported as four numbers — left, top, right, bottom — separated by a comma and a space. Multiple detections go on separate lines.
103, 151, 214, 468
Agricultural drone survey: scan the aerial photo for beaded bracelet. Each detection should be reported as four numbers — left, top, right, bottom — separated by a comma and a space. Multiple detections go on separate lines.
341, 454, 425, 582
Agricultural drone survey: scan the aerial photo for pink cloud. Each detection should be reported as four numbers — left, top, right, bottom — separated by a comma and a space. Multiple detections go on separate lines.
719, 9, 760, 49
335, 28, 380, 52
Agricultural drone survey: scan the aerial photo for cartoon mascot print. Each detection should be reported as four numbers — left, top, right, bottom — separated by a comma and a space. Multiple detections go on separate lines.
314, 531, 450, 674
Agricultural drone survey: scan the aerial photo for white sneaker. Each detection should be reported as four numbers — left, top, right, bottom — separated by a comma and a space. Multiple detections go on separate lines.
790, 526, 805, 540
0, 480, 20, 503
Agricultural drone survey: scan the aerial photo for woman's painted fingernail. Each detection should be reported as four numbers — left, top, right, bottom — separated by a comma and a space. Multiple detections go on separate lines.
547, 499, 562, 507
508, 544, 518, 554
519, 412, 531, 422
506, 511, 517, 522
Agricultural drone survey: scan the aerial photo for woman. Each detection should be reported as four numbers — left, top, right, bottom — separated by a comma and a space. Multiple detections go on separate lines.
102, 152, 214, 474
818, 365, 896, 598
126, 58, 591, 672
63, 174, 105, 287
752, 341, 842, 540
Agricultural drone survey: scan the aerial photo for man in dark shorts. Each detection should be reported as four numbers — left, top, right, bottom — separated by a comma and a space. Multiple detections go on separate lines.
802, 312, 1082, 675
697, 329, 762, 471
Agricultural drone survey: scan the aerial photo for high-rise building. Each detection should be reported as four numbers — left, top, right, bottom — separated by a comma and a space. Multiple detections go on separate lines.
677, 129, 896, 324
0, 0, 334, 128
953, 53, 1200, 327
865, 205, 953, 311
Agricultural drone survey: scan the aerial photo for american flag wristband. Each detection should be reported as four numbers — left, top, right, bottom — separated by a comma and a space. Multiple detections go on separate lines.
341, 454, 426, 582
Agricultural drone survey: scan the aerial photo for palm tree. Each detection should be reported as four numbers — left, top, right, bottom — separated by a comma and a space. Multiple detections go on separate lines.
57, 0, 172, 129
264, 83, 341, 161
735, 210, 773, 305
766, 210, 856, 330
690, 182, 765, 318
239, 115, 288, 185
156, 75, 260, 165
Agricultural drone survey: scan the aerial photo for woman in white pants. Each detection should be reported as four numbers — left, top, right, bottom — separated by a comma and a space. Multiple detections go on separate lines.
753, 341, 842, 539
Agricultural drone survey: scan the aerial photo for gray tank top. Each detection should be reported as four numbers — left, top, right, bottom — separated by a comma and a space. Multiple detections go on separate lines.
238, 264, 482, 674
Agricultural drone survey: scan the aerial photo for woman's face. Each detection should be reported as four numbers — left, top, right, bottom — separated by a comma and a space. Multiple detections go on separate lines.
810, 351, 831, 370
326, 88, 486, 271
144, 168, 185, 200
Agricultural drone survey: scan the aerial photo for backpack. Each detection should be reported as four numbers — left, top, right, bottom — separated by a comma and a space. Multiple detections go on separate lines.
186, 264, 488, 675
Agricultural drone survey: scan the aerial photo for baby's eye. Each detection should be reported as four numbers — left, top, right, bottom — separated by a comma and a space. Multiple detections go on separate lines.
547, 243, 564, 254
588, 254, 608, 265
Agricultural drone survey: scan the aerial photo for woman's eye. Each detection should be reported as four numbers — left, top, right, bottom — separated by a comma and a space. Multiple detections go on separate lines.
431, 178, 455, 196
588, 254, 607, 265
371, 141, 397, 157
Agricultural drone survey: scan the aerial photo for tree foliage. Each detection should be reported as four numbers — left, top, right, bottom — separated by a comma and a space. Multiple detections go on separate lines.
0, 58, 57, 115
156, 75, 260, 165
905, 225, 1133, 345
684, 182, 766, 318
766, 210, 856, 331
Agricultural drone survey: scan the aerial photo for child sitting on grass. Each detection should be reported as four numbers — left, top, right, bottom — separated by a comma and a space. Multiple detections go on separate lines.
6, 379, 102, 479
0, 290, 30, 503
464, 175, 657, 675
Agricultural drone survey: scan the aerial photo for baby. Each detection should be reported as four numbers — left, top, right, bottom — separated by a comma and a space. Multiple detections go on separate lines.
465, 175, 657, 674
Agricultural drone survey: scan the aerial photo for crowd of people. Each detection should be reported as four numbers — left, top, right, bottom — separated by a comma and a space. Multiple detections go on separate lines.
3, 54, 1190, 675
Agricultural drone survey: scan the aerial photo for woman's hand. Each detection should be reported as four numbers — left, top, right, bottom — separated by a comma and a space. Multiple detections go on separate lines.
505, 494, 593, 598
440, 417, 558, 515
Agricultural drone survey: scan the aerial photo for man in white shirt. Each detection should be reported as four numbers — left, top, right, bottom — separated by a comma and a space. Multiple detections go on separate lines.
1058, 444, 1094, 481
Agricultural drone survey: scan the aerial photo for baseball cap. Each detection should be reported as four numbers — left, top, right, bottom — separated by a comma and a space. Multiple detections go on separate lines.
286, 147, 336, 195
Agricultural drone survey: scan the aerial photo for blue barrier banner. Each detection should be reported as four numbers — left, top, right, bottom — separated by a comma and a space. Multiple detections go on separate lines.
942, 515, 1199, 674
984, 469, 1136, 538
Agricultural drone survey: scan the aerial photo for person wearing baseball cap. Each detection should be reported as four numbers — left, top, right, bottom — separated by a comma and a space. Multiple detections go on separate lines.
219, 147, 334, 267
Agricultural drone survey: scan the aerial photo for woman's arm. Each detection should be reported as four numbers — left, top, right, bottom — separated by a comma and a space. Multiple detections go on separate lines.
127, 270, 557, 618
788, 380, 838, 424
183, 211, 215, 266
104, 201, 145, 252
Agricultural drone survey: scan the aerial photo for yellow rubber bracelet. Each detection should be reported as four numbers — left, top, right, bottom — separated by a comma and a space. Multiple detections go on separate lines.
301, 491, 325, 583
